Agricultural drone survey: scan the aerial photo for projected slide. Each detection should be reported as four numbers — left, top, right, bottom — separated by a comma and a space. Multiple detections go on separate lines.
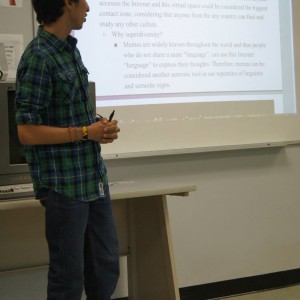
75, 0, 296, 114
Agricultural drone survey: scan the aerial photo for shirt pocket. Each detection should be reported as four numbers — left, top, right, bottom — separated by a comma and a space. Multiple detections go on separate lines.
78, 66, 90, 101
46, 70, 78, 126
80, 66, 89, 82
52, 70, 78, 105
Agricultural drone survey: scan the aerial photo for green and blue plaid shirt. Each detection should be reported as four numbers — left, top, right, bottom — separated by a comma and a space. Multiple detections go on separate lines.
15, 26, 108, 202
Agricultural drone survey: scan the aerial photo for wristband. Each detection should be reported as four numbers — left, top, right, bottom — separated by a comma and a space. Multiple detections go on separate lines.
82, 126, 88, 140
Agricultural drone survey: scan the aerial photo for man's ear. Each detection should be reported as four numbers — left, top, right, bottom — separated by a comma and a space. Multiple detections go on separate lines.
64, 0, 73, 11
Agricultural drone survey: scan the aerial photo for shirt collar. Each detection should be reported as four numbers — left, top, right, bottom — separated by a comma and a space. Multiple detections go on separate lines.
37, 25, 78, 52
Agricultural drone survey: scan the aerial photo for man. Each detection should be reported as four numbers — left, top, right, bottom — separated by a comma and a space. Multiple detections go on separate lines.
15, 1, 120, 299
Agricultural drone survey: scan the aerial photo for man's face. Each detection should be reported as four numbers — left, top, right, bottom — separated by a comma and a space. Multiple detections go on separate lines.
70, 0, 90, 30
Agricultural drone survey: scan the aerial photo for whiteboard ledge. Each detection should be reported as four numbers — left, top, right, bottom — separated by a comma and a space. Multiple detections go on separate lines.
103, 141, 292, 160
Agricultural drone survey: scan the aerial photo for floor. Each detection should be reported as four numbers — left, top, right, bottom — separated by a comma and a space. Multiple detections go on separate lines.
220, 285, 300, 300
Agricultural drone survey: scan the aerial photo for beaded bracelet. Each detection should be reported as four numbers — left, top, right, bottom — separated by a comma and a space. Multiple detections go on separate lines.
68, 126, 74, 143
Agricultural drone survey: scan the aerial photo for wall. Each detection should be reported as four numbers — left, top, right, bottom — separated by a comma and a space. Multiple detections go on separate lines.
106, 145, 300, 289
0, 2, 34, 49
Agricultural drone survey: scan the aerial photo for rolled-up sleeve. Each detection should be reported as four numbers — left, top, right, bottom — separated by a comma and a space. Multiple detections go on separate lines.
15, 52, 51, 125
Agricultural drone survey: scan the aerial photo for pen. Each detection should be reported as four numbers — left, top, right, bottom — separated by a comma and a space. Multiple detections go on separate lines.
108, 110, 115, 122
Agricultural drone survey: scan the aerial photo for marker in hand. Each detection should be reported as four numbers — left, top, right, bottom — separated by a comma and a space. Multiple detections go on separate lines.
108, 110, 115, 122
96, 110, 115, 122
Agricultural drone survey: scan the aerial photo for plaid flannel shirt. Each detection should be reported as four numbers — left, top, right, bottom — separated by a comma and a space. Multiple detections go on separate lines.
15, 26, 108, 202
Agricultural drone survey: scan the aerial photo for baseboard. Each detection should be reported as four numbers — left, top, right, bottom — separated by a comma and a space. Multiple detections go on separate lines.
114, 268, 300, 300
179, 268, 300, 300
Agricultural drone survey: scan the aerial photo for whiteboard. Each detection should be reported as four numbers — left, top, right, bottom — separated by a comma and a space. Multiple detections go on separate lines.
73, 0, 300, 158
23, 1, 300, 159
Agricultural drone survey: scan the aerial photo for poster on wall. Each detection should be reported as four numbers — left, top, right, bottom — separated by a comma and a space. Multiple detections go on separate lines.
0, 0, 22, 7
0, 34, 23, 79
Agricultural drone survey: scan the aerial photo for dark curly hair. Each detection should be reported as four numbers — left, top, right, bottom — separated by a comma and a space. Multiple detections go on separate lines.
32, 0, 79, 24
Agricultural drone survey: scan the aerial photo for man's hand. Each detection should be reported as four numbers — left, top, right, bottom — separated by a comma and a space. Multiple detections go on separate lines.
88, 119, 120, 143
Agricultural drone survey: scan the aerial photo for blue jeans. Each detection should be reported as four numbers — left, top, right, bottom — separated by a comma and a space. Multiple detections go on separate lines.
42, 187, 120, 300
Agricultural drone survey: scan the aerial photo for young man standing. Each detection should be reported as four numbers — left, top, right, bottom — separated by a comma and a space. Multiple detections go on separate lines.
15, 1, 120, 299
